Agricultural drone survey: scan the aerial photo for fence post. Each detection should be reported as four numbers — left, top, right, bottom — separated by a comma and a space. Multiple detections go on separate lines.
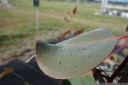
33, 0, 39, 31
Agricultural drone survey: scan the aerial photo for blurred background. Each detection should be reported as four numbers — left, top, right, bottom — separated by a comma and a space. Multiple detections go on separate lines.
0, 0, 128, 65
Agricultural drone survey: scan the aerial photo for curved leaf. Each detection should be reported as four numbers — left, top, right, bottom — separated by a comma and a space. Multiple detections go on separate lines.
68, 75, 96, 85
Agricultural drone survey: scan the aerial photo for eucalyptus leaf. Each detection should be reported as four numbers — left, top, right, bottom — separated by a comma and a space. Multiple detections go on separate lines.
68, 74, 96, 85
36, 28, 118, 79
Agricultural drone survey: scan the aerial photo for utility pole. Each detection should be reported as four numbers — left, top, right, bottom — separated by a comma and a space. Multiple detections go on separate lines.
101, 0, 108, 14
33, 0, 39, 31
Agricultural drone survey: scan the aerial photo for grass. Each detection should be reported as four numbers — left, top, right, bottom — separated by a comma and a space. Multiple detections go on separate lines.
0, 0, 128, 59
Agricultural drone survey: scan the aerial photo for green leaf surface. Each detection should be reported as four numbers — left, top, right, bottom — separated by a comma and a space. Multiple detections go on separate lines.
68, 74, 96, 85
